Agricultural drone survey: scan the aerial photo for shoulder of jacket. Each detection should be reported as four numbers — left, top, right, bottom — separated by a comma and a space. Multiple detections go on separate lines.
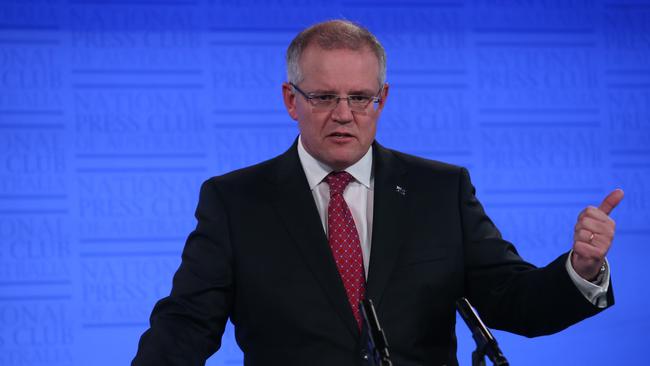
386, 147, 465, 176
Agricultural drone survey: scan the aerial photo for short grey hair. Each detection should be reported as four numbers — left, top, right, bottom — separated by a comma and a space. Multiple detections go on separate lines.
286, 19, 387, 88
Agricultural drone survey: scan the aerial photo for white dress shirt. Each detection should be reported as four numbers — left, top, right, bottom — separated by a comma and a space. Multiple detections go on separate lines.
297, 136, 375, 276
296, 136, 610, 307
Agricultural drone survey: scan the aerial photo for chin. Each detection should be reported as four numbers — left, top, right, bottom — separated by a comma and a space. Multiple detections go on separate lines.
327, 155, 359, 171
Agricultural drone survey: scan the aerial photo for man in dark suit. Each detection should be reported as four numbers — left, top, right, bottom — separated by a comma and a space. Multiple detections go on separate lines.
133, 20, 623, 366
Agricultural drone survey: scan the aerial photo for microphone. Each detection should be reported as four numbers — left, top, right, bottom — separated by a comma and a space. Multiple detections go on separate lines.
456, 297, 509, 366
360, 298, 392, 366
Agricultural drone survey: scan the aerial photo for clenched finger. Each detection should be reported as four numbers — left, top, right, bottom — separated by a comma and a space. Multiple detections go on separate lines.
575, 217, 614, 238
579, 206, 611, 223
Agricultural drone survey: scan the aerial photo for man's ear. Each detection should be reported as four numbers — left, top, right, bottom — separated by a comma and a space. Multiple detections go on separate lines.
282, 83, 299, 121
376, 82, 389, 112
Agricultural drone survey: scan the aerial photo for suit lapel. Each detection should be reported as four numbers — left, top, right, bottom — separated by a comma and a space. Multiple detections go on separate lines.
268, 141, 360, 338
366, 143, 409, 309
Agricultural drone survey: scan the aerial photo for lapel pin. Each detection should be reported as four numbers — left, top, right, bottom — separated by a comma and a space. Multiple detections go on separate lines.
395, 185, 407, 196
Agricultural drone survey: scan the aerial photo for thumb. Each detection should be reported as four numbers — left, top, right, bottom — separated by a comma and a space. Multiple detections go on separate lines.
598, 188, 624, 215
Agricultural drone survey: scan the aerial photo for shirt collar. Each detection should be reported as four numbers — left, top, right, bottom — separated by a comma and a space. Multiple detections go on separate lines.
297, 135, 373, 190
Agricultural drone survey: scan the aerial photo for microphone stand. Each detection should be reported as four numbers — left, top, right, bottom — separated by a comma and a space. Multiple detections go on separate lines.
360, 298, 392, 366
456, 297, 509, 366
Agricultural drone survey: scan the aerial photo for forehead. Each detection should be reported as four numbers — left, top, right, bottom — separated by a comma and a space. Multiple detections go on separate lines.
298, 45, 379, 90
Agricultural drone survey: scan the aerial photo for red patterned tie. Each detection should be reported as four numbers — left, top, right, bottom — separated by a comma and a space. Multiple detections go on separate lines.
325, 171, 366, 329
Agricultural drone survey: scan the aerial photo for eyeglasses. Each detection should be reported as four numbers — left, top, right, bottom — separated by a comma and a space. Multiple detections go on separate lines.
290, 82, 383, 113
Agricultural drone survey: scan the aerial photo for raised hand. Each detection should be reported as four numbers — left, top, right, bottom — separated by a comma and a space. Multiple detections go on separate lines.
571, 189, 624, 281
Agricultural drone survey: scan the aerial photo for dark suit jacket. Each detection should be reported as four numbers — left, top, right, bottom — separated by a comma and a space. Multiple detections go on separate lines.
133, 140, 613, 366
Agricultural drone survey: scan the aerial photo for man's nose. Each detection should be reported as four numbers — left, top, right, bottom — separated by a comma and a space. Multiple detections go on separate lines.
332, 97, 353, 123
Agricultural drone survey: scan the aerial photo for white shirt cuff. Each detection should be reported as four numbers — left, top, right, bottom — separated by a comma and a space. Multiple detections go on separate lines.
565, 251, 610, 309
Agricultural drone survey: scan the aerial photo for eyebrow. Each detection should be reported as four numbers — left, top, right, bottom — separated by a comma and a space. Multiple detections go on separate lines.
307, 89, 336, 94
310, 88, 376, 95
349, 89, 376, 95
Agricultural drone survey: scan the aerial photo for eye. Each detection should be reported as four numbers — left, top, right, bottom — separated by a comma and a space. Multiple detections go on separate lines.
349, 95, 371, 103
312, 94, 337, 102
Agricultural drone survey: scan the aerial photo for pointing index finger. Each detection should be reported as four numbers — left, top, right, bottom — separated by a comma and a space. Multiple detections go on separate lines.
598, 188, 624, 215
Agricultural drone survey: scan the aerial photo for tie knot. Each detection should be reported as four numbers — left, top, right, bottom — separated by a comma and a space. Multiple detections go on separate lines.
325, 171, 354, 196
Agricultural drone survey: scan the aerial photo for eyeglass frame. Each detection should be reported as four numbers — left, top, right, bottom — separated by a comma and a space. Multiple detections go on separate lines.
290, 82, 384, 112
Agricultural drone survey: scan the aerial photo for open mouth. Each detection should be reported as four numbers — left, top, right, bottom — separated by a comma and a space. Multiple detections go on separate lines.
329, 132, 354, 138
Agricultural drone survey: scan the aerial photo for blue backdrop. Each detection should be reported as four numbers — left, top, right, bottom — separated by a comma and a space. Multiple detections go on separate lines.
0, 0, 648, 365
